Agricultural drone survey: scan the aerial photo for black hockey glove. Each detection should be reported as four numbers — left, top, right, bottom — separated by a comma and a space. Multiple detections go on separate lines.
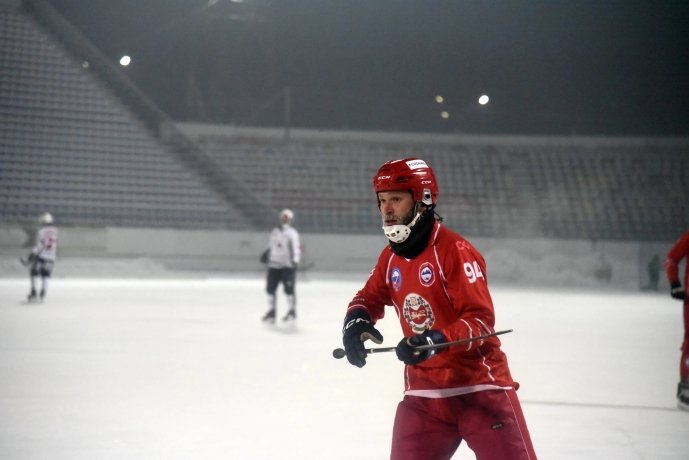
396, 330, 447, 365
670, 281, 686, 300
342, 309, 383, 368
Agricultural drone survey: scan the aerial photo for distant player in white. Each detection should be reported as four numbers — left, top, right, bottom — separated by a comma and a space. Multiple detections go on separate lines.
262, 209, 301, 322
27, 212, 58, 301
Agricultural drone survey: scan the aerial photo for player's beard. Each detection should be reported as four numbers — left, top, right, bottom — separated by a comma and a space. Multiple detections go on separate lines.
382, 206, 416, 227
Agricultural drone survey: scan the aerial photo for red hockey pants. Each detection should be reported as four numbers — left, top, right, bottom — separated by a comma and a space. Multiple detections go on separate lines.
390, 389, 536, 460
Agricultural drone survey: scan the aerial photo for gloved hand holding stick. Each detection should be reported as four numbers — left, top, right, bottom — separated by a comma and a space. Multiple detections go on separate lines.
333, 328, 513, 360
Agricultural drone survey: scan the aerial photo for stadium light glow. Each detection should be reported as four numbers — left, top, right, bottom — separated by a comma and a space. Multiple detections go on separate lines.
441, 111, 450, 119
119, 55, 131, 66
435, 95, 444, 104
478, 94, 490, 105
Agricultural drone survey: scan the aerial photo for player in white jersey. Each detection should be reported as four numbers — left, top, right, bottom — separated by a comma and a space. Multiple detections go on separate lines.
26, 212, 58, 301
262, 209, 301, 322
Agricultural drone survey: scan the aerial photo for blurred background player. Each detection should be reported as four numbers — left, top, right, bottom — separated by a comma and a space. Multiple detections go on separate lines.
26, 212, 58, 301
341, 158, 536, 459
664, 230, 689, 411
644, 254, 661, 291
262, 209, 301, 323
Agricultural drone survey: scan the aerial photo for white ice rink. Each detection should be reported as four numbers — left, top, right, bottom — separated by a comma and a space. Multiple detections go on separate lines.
1, 275, 687, 459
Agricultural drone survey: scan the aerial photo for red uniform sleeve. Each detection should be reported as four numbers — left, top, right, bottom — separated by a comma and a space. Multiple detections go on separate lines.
345, 248, 393, 324
437, 237, 497, 352
665, 231, 689, 285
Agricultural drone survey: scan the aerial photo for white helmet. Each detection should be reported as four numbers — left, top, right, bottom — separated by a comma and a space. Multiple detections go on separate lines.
280, 208, 294, 224
38, 212, 54, 225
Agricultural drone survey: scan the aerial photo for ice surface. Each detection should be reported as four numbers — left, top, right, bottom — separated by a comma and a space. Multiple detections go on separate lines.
0, 275, 687, 459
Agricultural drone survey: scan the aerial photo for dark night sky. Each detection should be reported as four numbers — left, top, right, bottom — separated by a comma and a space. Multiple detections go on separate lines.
44, 0, 689, 136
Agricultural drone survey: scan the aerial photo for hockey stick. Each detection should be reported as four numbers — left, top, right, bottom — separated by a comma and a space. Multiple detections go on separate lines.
332, 328, 513, 359
19, 257, 30, 267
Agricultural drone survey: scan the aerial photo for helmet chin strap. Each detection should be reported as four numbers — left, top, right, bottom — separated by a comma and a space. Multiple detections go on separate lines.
382, 203, 425, 243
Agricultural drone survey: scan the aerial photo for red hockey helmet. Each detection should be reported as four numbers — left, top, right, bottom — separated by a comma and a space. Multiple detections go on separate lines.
372, 158, 439, 206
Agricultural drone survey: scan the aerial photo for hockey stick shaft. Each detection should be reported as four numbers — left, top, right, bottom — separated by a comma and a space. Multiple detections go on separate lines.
333, 328, 513, 359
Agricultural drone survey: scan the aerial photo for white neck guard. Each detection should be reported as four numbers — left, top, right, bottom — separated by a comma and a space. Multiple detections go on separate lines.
382, 210, 423, 243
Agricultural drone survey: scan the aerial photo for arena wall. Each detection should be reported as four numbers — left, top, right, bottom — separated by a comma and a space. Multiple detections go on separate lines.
0, 225, 674, 291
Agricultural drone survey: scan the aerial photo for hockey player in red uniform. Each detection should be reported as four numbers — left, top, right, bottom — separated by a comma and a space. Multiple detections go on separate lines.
664, 230, 689, 411
341, 158, 537, 460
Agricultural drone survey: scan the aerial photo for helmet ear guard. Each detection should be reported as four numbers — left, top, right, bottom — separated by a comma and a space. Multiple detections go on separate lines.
422, 188, 433, 206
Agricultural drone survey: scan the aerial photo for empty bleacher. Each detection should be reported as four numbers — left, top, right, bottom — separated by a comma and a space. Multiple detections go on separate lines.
1, 2, 687, 242
0, 3, 251, 230
194, 129, 689, 241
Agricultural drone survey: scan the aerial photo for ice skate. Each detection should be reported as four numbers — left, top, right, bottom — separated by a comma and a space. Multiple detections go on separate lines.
262, 309, 276, 323
678, 382, 689, 411
282, 310, 296, 322
39, 289, 46, 301
27, 289, 37, 302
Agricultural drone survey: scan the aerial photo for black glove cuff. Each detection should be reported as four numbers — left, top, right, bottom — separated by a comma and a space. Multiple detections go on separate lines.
342, 309, 380, 368
343, 309, 371, 333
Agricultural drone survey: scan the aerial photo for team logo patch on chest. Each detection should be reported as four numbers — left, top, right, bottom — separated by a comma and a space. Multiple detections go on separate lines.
403, 293, 435, 333
419, 262, 435, 286
391, 267, 402, 292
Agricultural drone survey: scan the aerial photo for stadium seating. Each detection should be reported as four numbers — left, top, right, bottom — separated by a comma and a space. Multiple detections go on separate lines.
1, 2, 687, 241
0, 4, 250, 230
196, 132, 688, 240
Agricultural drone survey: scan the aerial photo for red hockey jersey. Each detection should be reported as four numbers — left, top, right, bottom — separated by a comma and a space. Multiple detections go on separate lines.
346, 221, 517, 397
665, 230, 689, 294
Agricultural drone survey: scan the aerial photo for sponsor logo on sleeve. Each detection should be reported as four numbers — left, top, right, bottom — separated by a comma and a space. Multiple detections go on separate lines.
456, 240, 471, 251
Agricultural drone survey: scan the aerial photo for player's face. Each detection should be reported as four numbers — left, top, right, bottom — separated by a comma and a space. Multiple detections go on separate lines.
378, 190, 415, 226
